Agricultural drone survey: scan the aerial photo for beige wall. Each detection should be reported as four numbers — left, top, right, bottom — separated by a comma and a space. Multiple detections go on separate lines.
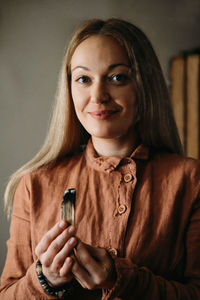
1, 0, 200, 275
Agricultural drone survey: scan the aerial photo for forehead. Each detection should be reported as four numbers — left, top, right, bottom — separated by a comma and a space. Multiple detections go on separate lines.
70, 35, 129, 69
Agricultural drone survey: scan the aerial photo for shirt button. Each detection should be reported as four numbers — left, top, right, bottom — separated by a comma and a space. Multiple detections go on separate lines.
108, 248, 118, 257
118, 204, 127, 214
124, 173, 133, 182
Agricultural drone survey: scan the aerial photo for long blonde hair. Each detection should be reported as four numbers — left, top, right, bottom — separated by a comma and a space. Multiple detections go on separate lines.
4, 18, 183, 217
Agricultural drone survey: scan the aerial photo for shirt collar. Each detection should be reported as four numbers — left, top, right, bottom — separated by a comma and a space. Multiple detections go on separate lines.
85, 139, 149, 173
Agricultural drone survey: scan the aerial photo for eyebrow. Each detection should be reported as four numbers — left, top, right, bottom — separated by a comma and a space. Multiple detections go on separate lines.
71, 63, 130, 73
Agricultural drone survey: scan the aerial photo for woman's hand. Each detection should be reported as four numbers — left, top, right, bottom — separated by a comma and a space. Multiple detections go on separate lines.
71, 241, 117, 290
35, 221, 77, 287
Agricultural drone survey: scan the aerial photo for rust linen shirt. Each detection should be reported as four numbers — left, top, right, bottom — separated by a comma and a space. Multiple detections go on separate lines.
1, 140, 200, 299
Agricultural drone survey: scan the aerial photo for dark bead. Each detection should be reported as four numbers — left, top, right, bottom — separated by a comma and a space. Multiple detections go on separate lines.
36, 260, 74, 298
39, 279, 46, 285
49, 290, 55, 296
46, 287, 53, 293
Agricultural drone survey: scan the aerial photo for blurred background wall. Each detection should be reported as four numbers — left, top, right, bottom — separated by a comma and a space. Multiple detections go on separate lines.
0, 0, 200, 275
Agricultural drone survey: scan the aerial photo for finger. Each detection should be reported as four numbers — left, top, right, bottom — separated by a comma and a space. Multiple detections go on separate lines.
79, 243, 112, 273
35, 221, 68, 257
59, 256, 73, 277
74, 242, 106, 289
74, 242, 115, 289
41, 227, 76, 267
85, 245, 116, 286
75, 242, 100, 274
84, 244, 110, 263
46, 226, 76, 258
51, 237, 78, 271
85, 245, 112, 273
71, 255, 92, 289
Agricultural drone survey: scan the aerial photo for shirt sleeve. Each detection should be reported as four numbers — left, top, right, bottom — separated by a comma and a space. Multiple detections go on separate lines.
0, 176, 55, 299
102, 195, 200, 300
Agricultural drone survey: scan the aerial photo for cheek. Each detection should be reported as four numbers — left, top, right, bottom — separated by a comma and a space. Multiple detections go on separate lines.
117, 91, 137, 113
71, 87, 86, 112
122, 97, 138, 125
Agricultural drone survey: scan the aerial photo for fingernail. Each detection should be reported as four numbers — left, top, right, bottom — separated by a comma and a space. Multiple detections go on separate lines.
59, 220, 66, 228
68, 226, 75, 234
66, 257, 72, 264
69, 237, 76, 245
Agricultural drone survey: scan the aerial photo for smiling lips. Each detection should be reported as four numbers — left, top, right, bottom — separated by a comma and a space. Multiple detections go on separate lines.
89, 110, 118, 120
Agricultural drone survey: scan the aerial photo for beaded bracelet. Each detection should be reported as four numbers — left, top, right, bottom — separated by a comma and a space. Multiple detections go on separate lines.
36, 260, 74, 299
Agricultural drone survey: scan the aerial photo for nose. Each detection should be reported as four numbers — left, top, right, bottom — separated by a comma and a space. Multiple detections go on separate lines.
90, 80, 110, 103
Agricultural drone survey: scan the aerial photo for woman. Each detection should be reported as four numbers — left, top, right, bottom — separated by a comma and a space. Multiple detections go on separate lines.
1, 18, 200, 299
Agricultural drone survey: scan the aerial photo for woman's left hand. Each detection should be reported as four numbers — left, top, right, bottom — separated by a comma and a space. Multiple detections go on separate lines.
71, 241, 117, 290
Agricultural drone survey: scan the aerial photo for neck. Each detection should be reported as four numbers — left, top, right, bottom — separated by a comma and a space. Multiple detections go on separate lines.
92, 133, 138, 158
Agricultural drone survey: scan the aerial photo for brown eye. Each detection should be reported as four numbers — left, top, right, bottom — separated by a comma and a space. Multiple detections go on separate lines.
76, 76, 91, 84
109, 74, 130, 85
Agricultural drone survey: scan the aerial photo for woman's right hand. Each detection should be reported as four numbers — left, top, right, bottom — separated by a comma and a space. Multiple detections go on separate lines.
35, 220, 77, 287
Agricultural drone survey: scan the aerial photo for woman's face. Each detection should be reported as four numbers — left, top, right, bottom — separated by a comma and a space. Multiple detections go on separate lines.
70, 35, 137, 142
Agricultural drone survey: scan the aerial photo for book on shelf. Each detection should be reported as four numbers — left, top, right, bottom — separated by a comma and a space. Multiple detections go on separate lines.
185, 54, 200, 159
170, 51, 200, 159
170, 56, 185, 148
